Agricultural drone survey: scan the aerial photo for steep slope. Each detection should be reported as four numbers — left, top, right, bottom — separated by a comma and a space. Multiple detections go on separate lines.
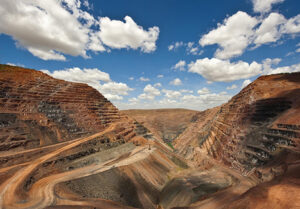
0, 65, 192, 209
1, 65, 299, 209
174, 72, 300, 208
122, 109, 199, 143
0, 65, 122, 151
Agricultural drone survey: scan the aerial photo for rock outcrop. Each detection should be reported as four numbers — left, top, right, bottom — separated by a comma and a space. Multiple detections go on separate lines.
0, 65, 191, 209
1, 65, 300, 209
173, 72, 300, 208
122, 109, 199, 144
0, 65, 122, 151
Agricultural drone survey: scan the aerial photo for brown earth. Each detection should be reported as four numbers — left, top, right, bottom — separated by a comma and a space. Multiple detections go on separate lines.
174, 72, 300, 209
0, 64, 300, 209
122, 109, 199, 144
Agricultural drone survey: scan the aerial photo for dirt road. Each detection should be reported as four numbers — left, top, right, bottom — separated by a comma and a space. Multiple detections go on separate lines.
0, 123, 154, 209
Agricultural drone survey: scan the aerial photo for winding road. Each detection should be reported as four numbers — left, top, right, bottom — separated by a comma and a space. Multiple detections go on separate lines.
0, 123, 154, 209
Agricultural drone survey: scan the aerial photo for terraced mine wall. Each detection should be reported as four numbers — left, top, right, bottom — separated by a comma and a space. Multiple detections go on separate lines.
1, 65, 176, 209
0, 65, 122, 152
122, 109, 199, 144
174, 72, 300, 181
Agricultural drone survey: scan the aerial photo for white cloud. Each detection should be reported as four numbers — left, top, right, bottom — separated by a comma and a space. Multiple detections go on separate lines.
154, 83, 162, 87
172, 60, 186, 71
200, 11, 258, 59
226, 84, 238, 90
180, 89, 193, 94
282, 14, 300, 34
169, 78, 182, 86
6, 62, 25, 67
42, 67, 133, 101
168, 42, 184, 51
144, 84, 160, 95
242, 79, 252, 88
138, 84, 161, 100
296, 48, 300, 53
139, 77, 150, 82
98, 16, 159, 53
199, 10, 300, 59
162, 89, 182, 99
262, 58, 300, 74
118, 91, 232, 111
129, 77, 134, 80
98, 82, 133, 97
252, 0, 284, 13
42, 67, 110, 83
0, 0, 98, 60
186, 42, 203, 55
157, 74, 164, 78
0, 0, 159, 60
168, 45, 174, 51
188, 58, 262, 82
197, 87, 210, 95
254, 13, 286, 46
128, 97, 138, 103
169, 41, 203, 55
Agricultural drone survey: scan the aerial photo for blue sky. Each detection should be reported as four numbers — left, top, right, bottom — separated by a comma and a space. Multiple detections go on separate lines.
0, 0, 300, 110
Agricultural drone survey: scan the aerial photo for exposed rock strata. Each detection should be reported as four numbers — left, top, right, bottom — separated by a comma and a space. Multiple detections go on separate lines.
173, 72, 300, 208
0, 65, 122, 152
122, 109, 199, 143
1, 65, 300, 209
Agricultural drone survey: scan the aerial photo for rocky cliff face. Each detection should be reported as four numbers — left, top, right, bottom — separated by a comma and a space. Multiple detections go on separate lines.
0, 65, 191, 209
1, 65, 299, 209
174, 73, 300, 181
0, 65, 123, 152
122, 109, 199, 144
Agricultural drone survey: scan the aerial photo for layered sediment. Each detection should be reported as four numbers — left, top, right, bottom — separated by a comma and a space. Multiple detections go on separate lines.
0, 65, 186, 209
0, 65, 122, 151
1, 65, 300, 209
173, 72, 300, 208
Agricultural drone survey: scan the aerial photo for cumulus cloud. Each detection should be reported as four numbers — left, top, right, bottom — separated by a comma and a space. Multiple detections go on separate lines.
188, 58, 262, 82
118, 90, 232, 111
180, 89, 193, 94
254, 13, 286, 46
157, 74, 164, 78
242, 79, 252, 88
186, 42, 203, 55
168, 41, 203, 55
226, 84, 238, 90
168, 42, 184, 51
252, 0, 284, 13
42, 67, 133, 101
282, 14, 300, 34
140, 77, 150, 82
169, 78, 182, 86
0, 0, 100, 60
98, 16, 159, 53
200, 11, 258, 59
98, 82, 133, 100
42, 67, 110, 83
162, 89, 182, 99
0, 0, 159, 60
262, 58, 300, 75
138, 84, 161, 100
197, 87, 210, 95
154, 83, 162, 87
172, 60, 186, 71
199, 9, 300, 59
6, 62, 25, 67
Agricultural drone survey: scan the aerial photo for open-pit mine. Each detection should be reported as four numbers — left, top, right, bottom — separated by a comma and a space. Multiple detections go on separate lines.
0, 64, 299, 209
